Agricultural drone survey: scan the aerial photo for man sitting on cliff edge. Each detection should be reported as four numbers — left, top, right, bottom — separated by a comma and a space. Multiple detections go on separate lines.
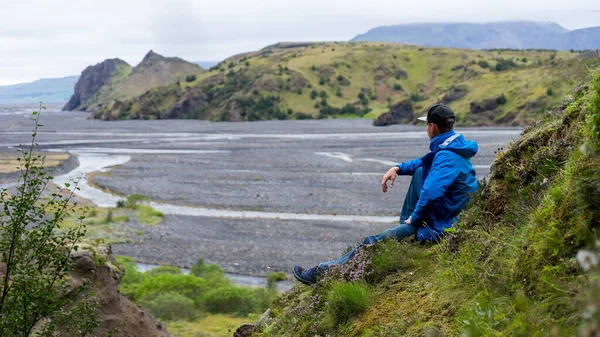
293, 103, 479, 285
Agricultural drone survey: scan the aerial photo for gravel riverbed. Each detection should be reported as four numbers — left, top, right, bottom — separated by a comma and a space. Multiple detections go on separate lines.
0, 106, 520, 275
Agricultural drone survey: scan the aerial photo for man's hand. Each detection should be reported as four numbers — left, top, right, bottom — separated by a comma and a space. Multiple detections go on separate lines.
381, 167, 399, 193
404, 216, 412, 225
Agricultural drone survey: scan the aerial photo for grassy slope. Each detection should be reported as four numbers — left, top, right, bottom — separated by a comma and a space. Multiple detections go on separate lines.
80, 54, 203, 111
105, 42, 598, 125
255, 70, 600, 336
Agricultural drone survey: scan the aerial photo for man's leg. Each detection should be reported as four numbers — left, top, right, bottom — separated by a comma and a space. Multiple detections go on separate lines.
317, 167, 424, 271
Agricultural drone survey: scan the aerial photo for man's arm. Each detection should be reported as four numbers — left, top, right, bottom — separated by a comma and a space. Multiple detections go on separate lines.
408, 152, 459, 225
381, 157, 423, 193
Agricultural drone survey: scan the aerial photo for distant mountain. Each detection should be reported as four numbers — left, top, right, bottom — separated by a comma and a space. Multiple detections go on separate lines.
195, 61, 220, 69
0, 76, 79, 105
64, 50, 203, 111
351, 21, 600, 50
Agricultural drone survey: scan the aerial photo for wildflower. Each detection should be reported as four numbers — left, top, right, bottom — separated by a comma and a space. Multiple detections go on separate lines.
576, 249, 599, 272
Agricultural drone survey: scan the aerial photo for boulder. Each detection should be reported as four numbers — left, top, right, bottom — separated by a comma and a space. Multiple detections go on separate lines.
373, 100, 414, 126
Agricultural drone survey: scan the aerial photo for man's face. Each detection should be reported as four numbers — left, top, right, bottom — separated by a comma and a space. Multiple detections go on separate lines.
427, 122, 435, 140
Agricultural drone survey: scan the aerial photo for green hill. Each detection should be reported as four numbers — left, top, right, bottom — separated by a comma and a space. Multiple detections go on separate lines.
91, 42, 599, 125
0, 76, 78, 104
64, 51, 203, 112
247, 69, 600, 336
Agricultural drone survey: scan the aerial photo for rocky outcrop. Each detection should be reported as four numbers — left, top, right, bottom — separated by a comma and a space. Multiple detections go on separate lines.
442, 85, 468, 103
63, 58, 129, 111
63, 240, 172, 337
133, 50, 199, 75
91, 84, 208, 120
373, 100, 414, 126
162, 86, 209, 119
65, 50, 202, 113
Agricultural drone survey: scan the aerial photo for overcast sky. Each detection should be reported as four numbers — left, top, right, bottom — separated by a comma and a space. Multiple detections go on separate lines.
1, 0, 599, 85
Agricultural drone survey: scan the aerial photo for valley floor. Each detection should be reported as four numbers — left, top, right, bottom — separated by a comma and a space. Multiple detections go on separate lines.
0, 107, 519, 275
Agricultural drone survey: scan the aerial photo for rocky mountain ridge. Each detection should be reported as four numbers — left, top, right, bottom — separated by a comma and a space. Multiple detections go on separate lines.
63, 58, 128, 111
63, 50, 203, 112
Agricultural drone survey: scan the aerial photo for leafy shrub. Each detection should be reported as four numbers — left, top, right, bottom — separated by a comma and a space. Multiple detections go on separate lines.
198, 286, 256, 316
140, 292, 197, 321
394, 83, 403, 91
546, 88, 554, 96
185, 74, 196, 82
324, 282, 372, 326
123, 193, 150, 208
146, 265, 182, 276
295, 112, 313, 120
115, 256, 145, 298
134, 274, 208, 301
0, 105, 98, 336
190, 258, 229, 288
495, 58, 517, 71
478, 60, 490, 69
410, 92, 425, 102
310, 90, 318, 100
496, 93, 508, 105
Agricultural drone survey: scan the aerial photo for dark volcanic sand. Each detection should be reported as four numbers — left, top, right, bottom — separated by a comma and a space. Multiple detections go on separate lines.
0, 107, 520, 275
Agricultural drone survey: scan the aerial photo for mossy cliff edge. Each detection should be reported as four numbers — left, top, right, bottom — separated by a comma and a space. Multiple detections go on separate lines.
248, 69, 600, 336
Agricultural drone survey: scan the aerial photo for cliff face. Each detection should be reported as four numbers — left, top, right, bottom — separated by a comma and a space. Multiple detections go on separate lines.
63, 58, 130, 111
65, 241, 172, 337
64, 50, 203, 113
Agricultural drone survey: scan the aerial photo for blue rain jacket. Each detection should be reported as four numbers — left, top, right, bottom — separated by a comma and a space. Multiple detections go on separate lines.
396, 130, 478, 241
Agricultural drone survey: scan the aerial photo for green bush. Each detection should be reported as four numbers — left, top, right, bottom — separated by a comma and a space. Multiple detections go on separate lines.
185, 74, 196, 82
495, 58, 517, 71
410, 92, 425, 102
394, 83, 403, 91
134, 274, 208, 301
146, 265, 182, 276
310, 90, 318, 100
324, 282, 372, 326
478, 60, 490, 69
295, 112, 313, 120
198, 286, 256, 316
115, 256, 145, 298
140, 292, 197, 321
123, 193, 150, 208
190, 258, 229, 288
496, 93, 508, 105
546, 88, 554, 96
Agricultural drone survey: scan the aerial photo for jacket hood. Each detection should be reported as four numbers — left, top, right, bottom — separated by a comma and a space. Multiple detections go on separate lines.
430, 131, 478, 158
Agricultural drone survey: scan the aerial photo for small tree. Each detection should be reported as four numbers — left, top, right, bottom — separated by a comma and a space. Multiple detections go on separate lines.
0, 104, 98, 336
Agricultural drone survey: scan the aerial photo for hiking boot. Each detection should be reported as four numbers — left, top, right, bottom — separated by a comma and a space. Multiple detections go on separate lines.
293, 265, 321, 285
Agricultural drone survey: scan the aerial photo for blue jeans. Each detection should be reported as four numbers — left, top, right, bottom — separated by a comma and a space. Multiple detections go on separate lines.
318, 167, 423, 270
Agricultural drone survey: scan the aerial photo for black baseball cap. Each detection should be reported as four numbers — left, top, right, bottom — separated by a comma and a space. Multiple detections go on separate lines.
418, 103, 456, 127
